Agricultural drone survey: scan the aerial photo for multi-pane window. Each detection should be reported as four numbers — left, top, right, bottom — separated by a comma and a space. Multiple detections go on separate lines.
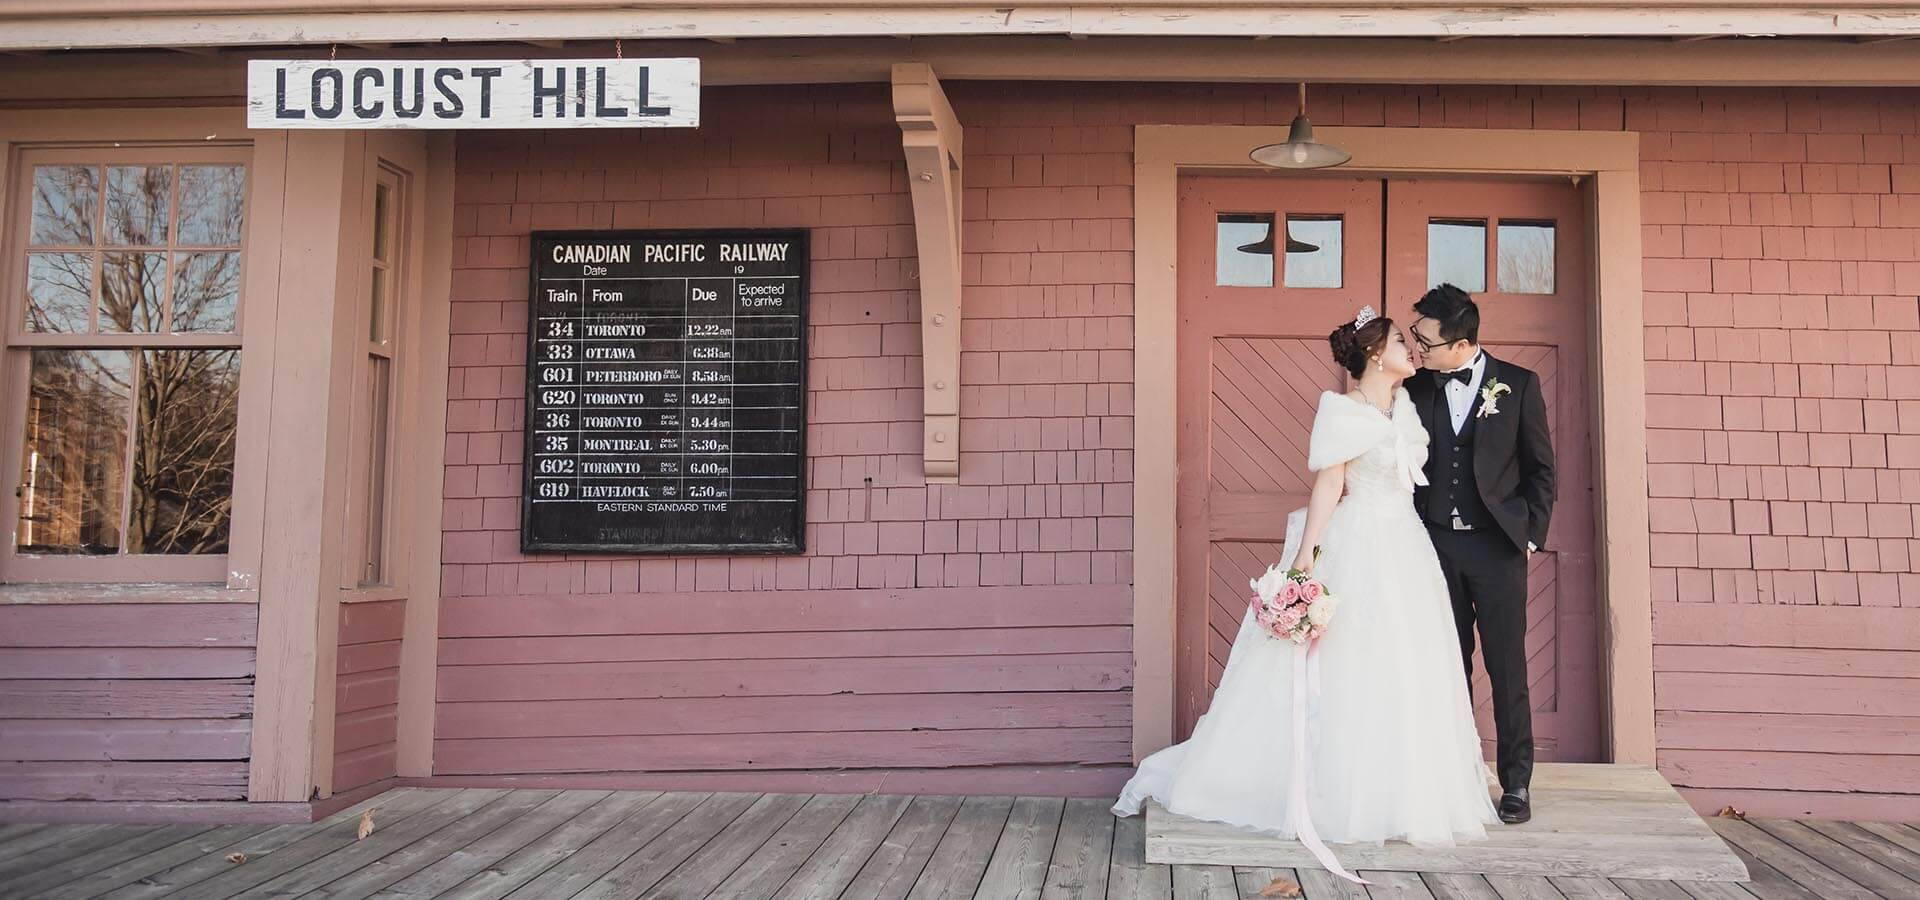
350, 166, 404, 587
10, 150, 247, 575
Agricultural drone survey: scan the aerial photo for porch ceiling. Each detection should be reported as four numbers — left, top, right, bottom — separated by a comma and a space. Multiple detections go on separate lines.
6, 3, 1920, 52
7, 36, 1920, 101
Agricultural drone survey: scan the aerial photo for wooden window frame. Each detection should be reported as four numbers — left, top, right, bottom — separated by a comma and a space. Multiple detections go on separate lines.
0, 142, 253, 583
342, 159, 409, 595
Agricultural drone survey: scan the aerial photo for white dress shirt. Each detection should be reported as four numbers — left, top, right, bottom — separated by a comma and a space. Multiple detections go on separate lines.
1443, 350, 1487, 435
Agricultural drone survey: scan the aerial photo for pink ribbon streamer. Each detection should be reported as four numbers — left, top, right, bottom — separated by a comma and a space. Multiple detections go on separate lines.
1289, 638, 1371, 886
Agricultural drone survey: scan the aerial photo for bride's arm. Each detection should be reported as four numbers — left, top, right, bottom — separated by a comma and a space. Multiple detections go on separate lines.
1290, 461, 1346, 573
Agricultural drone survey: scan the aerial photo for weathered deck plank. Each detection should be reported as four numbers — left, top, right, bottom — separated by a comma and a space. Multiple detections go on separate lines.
769, 794, 914, 900
5, 785, 1894, 900
1106, 813, 1172, 900
436, 789, 660, 900
901, 794, 1014, 900
1747, 817, 1919, 899
370, 789, 612, 899
622, 792, 810, 899
710, 792, 862, 899
973, 796, 1067, 900
1042, 797, 1118, 900
837, 794, 963, 900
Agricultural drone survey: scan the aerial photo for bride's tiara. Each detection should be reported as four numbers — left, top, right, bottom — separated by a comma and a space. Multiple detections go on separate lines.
1352, 305, 1378, 329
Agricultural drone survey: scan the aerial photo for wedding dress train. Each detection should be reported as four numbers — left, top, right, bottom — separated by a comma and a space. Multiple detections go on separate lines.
1114, 387, 1497, 847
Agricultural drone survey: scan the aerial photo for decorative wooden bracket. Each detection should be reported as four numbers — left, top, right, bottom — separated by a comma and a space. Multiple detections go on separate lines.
892, 62, 964, 483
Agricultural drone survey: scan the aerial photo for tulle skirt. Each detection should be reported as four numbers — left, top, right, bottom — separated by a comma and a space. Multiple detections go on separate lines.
1114, 494, 1497, 846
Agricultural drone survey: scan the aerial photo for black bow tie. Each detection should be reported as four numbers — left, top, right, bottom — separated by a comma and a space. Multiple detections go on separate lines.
1435, 368, 1473, 385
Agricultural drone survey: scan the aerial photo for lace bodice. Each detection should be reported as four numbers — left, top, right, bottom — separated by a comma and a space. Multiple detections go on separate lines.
1306, 389, 1430, 502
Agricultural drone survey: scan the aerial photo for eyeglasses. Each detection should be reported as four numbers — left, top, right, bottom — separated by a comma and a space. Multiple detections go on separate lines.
1409, 328, 1451, 353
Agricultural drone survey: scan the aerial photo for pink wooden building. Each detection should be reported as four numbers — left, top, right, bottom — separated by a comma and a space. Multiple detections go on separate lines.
0, 2, 1914, 826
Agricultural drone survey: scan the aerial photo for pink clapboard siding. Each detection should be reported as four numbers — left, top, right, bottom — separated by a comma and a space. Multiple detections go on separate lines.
438, 83, 1135, 788
333, 599, 405, 793
0, 603, 256, 802
438, 81, 1920, 815
1638, 87, 1920, 821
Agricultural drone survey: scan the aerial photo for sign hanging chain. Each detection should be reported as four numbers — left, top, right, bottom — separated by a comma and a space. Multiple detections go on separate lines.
330, 43, 338, 61
616, 39, 623, 60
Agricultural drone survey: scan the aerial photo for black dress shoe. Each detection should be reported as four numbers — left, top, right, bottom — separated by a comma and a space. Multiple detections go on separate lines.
1498, 788, 1531, 824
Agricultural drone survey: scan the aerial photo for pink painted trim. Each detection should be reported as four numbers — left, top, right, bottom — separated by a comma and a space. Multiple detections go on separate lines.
400, 765, 1133, 797
0, 799, 312, 825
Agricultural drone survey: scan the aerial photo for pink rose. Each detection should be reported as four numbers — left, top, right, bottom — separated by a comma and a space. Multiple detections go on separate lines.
1279, 581, 1302, 604
1277, 607, 1304, 630
1300, 579, 1322, 602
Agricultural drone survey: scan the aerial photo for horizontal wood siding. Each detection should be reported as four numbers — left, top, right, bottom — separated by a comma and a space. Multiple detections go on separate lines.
1652, 603, 1920, 818
0, 603, 256, 802
436, 586, 1133, 777
441, 86, 1134, 790
333, 599, 406, 793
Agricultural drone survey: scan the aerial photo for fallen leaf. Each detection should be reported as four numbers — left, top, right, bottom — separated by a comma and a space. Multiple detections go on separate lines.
1715, 806, 1747, 820
225, 852, 246, 864
1258, 875, 1303, 897
357, 808, 376, 839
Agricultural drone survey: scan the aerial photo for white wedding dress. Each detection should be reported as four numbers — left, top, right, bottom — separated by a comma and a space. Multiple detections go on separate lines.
1115, 387, 1497, 846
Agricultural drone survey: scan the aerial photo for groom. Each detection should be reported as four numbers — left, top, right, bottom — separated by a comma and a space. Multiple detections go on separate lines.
1404, 284, 1556, 826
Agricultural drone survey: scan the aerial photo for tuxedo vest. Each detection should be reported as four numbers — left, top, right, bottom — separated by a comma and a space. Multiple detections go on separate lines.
1425, 397, 1496, 529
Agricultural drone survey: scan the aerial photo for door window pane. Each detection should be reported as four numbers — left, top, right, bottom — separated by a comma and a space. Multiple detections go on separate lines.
18, 350, 132, 555
104, 166, 173, 246
1216, 213, 1275, 287
172, 251, 240, 333
30, 166, 98, 246
100, 251, 167, 332
25, 252, 93, 333
176, 165, 247, 247
1498, 220, 1556, 294
1282, 215, 1343, 288
1428, 218, 1487, 292
127, 349, 239, 554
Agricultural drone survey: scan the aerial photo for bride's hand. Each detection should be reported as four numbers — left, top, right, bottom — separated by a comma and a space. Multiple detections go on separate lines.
1291, 551, 1316, 575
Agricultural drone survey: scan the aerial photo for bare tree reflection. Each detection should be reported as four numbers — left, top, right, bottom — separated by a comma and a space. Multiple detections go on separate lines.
129, 350, 238, 553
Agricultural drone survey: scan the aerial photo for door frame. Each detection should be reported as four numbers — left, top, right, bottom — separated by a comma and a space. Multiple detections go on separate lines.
1132, 125, 1652, 765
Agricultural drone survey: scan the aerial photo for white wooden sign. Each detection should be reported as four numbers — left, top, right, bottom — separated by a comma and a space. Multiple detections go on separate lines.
247, 58, 699, 129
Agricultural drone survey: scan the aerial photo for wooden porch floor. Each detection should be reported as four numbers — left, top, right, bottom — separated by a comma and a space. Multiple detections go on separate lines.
1, 786, 1916, 899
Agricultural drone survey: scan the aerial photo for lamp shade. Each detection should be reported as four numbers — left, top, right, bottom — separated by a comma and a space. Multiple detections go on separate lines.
1250, 113, 1351, 170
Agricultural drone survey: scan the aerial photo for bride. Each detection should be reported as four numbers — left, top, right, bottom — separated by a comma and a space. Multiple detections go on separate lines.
1114, 306, 1496, 848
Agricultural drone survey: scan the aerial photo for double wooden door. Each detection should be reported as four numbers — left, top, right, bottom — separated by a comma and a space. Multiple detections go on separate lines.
1174, 173, 1601, 764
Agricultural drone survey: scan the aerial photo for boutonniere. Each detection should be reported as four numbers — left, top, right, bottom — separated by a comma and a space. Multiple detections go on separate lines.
1477, 377, 1512, 418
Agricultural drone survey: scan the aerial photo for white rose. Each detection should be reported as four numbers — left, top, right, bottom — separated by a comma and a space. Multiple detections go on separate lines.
1306, 595, 1338, 627
1250, 563, 1289, 602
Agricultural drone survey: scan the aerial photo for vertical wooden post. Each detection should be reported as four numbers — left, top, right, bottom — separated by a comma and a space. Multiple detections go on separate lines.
395, 132, 457, 777
246, 130, 364, 802
1590, 165, 1656, 765
892, 63, 964, 483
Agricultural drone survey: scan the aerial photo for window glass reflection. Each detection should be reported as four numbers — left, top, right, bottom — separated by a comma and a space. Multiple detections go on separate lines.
1428, 218, 1487, 292
1498, 220, 1556, 294
1216, 213, 1275, 287
1283, 216, 1342, 288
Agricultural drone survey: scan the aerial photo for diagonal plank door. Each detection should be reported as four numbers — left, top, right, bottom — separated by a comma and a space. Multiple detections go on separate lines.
1387, 178, 1601, 764
1175, 175, 1383, 738
1173, 174, 1601, 764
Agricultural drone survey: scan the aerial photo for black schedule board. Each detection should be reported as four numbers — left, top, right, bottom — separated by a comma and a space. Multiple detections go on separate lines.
522, 228, 808, 554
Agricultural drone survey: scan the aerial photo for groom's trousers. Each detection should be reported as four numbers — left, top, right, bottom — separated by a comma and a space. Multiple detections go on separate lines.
1428, 526, 1534, 794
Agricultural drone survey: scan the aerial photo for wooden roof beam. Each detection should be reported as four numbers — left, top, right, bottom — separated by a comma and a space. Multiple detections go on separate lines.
893, 61, 964, 483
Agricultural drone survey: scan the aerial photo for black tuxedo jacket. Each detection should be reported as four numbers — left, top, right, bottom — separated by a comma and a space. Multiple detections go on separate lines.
1405, 353, 1557, 552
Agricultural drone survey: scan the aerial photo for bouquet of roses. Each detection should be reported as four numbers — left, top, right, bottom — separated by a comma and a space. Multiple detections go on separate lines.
1247, 547, 1340, 644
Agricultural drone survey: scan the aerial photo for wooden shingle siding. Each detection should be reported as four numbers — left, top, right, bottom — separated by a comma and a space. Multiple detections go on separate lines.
0, 603, 256, 802
332, 599, 405, 793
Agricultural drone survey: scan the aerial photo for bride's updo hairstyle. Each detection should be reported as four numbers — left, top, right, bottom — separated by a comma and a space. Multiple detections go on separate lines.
1329, 313, 1394, 378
